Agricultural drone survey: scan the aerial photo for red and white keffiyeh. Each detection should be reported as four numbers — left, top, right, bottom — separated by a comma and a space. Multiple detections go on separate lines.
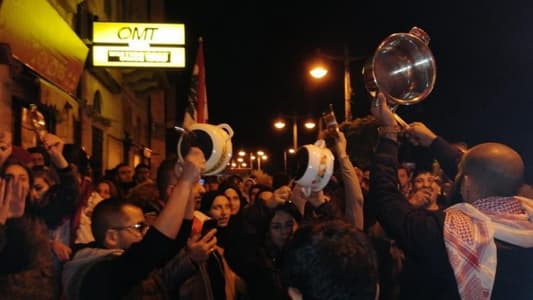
444, 196, 533, 300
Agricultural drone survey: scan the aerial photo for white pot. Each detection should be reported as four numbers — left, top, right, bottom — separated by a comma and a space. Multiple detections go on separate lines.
177, 123, 233, 176
293, 140, 334, 194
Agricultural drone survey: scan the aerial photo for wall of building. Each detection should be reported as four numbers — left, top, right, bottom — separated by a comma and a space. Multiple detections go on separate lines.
0, 0, 175, 181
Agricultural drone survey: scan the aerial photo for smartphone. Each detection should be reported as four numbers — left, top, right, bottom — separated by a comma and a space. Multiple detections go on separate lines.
201, 219, 218, 236
322, 104, 339, 135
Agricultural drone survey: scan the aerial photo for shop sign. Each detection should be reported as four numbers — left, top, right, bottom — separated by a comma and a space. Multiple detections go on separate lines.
0, 0, 89, 95
92, 22, 186, 68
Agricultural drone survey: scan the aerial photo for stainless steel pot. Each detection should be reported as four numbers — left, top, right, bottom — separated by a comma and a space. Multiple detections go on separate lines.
363, 27, 436, 106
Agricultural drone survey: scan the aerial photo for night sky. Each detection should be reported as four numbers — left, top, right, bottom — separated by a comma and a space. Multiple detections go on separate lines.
166, 1, 533, 181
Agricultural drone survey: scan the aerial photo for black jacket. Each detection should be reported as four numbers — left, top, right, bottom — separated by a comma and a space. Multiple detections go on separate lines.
370, 137, 533, 300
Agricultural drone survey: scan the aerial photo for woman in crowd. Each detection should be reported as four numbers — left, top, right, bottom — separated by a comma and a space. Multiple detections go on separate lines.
180, 190, 245, 299
245, 202, 301, 300
0, 133, 79, 298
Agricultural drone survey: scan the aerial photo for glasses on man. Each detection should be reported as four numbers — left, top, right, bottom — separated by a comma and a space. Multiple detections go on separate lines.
112, 222, 149, 235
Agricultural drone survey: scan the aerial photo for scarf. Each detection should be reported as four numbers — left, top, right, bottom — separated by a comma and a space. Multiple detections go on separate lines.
444, 196, 533, 300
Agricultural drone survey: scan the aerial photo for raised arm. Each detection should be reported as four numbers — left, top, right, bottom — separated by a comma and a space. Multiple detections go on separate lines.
153, 147, 205, 239
33, 134, 80, 228
404, 122, 463, 179
330, 131, 364, 230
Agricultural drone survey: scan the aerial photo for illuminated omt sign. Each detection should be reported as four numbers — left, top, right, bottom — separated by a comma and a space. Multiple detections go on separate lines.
92, 22, 186, 68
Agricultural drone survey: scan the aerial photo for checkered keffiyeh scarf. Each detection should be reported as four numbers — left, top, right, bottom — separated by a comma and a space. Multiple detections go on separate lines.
444, 196, 533, 300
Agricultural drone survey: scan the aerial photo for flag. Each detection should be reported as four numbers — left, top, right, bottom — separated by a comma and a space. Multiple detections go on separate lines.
183, 37, 208, 130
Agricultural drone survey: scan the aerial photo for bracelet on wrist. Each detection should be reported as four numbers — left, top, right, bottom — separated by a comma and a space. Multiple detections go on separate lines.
339, 153, 349, 160
377, 125, 402, 136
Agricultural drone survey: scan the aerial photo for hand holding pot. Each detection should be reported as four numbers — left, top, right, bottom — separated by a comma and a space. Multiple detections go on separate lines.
370, 92, 397, 127
180, 147, 206, 183
404, 122, 438, 147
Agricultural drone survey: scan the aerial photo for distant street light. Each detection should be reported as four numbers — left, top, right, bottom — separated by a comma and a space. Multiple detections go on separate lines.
273, 115, 316, 149
283, 148, 296, 172
309, 47, 366, 122
256, 151, 268, 171
229, 150, 267, 171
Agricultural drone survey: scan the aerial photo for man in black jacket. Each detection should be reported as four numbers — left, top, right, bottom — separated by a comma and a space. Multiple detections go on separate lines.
63, 147, 210, 299
369, 92, 533, 300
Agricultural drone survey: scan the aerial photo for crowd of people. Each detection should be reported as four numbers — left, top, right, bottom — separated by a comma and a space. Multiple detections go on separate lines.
0, 92, 532, 299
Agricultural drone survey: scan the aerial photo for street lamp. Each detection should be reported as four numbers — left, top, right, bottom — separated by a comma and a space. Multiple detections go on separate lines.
273, 116, 316, 149
255, 150, 268, 171
283, 148, 296, 172
232, 150, 268, 171
309, 46, 365, 122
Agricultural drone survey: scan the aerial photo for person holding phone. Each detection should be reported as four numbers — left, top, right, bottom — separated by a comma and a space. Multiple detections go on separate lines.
63, 147, 207, 299
179, 191, 246, 299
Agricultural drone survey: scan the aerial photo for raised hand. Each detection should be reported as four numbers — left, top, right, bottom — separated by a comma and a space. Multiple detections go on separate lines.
41, 133, 68, 169
370, 92, 397, 127
404, 122, 438, 147
273, 185, 292, 205
187, 228, 217, 263
407, 188, 433, 208
50, 239, 72, 262
0, 176, 28, 222
180, 147, 206, 183
331, 130, 348, 158
0, 178, 11, 224
306, 189, 330, 208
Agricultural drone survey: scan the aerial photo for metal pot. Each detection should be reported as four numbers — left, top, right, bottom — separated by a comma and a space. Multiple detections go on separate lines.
363, 27, 436, 106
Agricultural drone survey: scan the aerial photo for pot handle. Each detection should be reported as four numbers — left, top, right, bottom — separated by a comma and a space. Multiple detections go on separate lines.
217, 123, 234, 138
301, 186, 312, 197
409, 27, 430, 45
314, 139, 326, 148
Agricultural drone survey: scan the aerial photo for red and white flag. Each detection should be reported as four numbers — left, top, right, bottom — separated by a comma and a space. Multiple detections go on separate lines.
183, 37, 208, 129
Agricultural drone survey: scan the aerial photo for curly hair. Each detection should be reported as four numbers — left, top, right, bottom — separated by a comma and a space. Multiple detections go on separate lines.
282, 220, 379, 300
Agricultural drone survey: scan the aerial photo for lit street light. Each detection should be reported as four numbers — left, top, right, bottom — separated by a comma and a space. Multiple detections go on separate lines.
283, 148, 296, 172
256, 151, 267, 171
309, 47, 365, 122
273, 116, 316, 149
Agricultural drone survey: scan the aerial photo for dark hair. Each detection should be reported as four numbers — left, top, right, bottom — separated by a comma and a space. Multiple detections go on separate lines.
0, 161, 33, 202
114, 162, 130, 171
199, 190, 229, 215
155, 157, 178, 203
62, 144, 90, 176
204, 175, 219, 184
94, 179, 119, 199
249, 183, 270, 200
282, 220, 378, 300
135, 163, 150, 172
224, 174, 243, 186
412, 167, 432, 180
271, 201, 302, 224
272, 172, 291, 190
27, 146, 50, 166
31, 166, 59, 187
218, 182, 246, 213
91, 198, 139, 246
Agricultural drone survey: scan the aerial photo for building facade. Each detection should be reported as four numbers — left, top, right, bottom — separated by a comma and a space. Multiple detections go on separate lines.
0, 0, 178, 178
